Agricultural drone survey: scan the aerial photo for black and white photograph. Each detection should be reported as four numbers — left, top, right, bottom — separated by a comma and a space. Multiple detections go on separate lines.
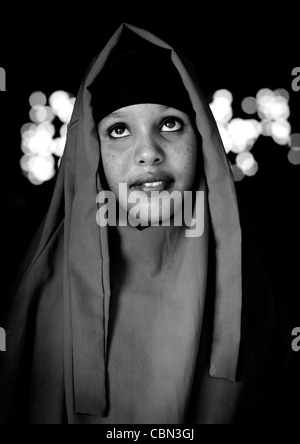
0, 8, 299, 427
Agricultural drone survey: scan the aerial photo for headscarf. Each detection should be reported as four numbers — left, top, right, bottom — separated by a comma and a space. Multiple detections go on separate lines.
88, 27, 195, 123
0, 23, 242, 421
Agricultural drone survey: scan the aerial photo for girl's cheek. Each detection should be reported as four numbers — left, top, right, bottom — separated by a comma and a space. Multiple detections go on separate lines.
174, 145, 197, 173
102, 150, 131, 187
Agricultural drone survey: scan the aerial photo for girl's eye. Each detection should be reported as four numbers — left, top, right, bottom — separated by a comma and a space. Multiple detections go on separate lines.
108, 124, 131, 139
161, 118, 183, 132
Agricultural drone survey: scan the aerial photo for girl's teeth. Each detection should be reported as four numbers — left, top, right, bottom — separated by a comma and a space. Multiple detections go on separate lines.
142, 181, 163, 187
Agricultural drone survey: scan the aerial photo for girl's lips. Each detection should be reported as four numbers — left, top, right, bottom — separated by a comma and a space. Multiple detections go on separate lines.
130, 172, 175, 190
131, 180, 174, 193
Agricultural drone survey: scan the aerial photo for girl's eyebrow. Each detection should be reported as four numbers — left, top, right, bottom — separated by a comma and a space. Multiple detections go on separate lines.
98, 110, 127, 129
104, 105, 171, 120
102, 110, 127, 121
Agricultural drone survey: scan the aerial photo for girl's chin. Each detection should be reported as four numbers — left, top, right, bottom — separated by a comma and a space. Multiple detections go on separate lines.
117, 193, 183, 225
128, 206, 173, 225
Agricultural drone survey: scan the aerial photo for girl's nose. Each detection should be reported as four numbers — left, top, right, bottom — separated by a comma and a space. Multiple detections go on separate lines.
134, 135, 165, 166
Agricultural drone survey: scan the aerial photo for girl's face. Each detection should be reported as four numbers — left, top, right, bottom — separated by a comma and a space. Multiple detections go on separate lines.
98, 103, 198, 224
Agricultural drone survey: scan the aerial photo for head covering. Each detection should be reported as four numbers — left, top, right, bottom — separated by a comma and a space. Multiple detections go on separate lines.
88, 27, 195, 123
0, 23, 242, 422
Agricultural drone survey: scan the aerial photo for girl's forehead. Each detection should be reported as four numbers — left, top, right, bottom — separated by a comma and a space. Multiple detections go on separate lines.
99, 104, 188, 125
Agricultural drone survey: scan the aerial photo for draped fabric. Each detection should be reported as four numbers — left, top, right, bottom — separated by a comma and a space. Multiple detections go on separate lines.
0, 23, 275, 424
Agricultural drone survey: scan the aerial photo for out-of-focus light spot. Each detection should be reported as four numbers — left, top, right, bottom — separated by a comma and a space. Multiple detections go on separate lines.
236, 152, 258, 176
29, 106, 41, 123
287, 149, 300, 165
270, 120, 291, 145
231, 164, 245, 182
270, 97, 290, 120
49, 90, 74, 123
290, 133, 300, 148
27, 155, 55, 182
256, 89, 290, 121
20, 123, 35, 134
22, 90, 76, 185
35, 106, 48, 123
217, 123, 232, 153
59, 123, 68, 137
69, 97, 76, 107
227, 118, 260, 153
49, 90, 69, 112
244, 160, 259, 176
213, 89, 233, 104
29, 105, 52, 123
57, 101, 74, 123
28, 174, 44, 186
44, 106, 55, 122
256, 88, 274, 100
275, 88, 290, 102
209, 86, 296, 176
29, 91, 47, 107
33, 105, 55, 123
29, 106, 55, 124
260, 119, 273, 136
256, 89, 274, 120
236, 152, 255, 172
241, 97, 257, 115
20, 155, 32, 172
227, 119, 248, 153
42, 122, 56, 137
22, 127, 36, 142
26, 124, 53, 154
209, 97, 233, 124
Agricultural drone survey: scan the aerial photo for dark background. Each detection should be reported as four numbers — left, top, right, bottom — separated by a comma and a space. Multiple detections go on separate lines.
0, 9, 299, 422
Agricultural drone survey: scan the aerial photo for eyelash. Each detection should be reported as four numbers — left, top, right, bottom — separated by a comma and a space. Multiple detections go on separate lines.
107, 116, 185, 139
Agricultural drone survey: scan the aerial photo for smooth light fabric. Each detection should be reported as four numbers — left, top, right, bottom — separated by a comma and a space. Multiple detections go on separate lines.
2, 24, 283, 424
96, 220, 208, 423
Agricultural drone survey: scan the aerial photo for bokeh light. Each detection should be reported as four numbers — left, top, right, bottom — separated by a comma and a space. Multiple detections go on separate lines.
241, 97, 257, 115
49, 90, 74, 123
21, 85, 298, 185
270, 120, 291, 145
227, 118, 261, 153
274, 88, 290, 102
290, 133, 300, 149
209, 95, 233, 124
256, 88, 290, 121
208, 87, 295, 181
236, 152, 255, 172
21, 90, 75, 185
29, 91, 47, 107
287, 149, 300, 165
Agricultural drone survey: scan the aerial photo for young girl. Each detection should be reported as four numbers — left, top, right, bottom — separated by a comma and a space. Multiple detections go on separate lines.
0, 23, 286, 424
